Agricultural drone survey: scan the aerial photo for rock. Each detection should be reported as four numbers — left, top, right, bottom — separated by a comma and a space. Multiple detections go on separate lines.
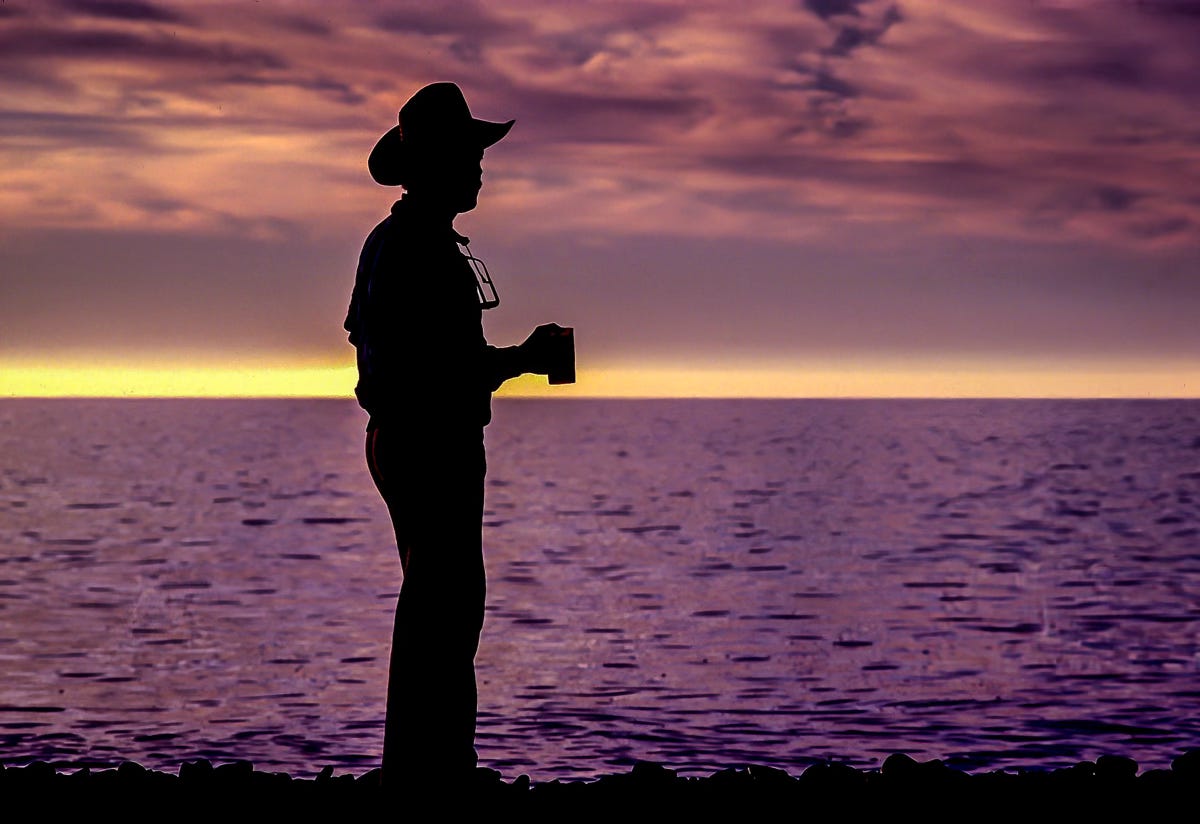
530, 778, 588, 803
1060, 761, 1096, 777
1137, 768, 1176, 789
117, 761, 147, 781
21, 761, 57, 786
1095, 754, 1138, 780
212, 760, 253, 786
799, 760, 866, 789
147, 768, 176, 787
630, 760, 676, 784
530, 777, 563, 794
1, 753, 1193, 809
247, 770, 292, 793
90, 768, 120, 787
879, 753, 967, 791
179, 759, 214, 784
709, 767, 750, 787
881, 753, 919, 777
473, 766, 504, 785
1046, 761, 1096, 793
747, 764, 794, 786
1172, 749, 1200, 777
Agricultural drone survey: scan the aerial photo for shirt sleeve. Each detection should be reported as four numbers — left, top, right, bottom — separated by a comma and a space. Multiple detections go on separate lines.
482, 344, 524, 392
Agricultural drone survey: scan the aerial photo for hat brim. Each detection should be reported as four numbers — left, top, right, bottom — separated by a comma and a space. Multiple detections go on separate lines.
368, 117, 515, 186
475, 116, 515, 148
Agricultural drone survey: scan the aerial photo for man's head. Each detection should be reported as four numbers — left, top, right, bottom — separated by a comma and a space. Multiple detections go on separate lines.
369, 83, 513, 213
401, 142, 485, 214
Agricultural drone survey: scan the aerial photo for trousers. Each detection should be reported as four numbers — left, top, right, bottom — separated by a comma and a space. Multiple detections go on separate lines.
365, 424, 487, 784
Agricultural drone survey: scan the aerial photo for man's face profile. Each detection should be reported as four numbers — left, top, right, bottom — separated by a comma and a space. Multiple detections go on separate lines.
410, 143, 485, 214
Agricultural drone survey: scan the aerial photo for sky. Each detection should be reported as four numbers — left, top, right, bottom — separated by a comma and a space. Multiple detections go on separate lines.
1, 0, 1198, 397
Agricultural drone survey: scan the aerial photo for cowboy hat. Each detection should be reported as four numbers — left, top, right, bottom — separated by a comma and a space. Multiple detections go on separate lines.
368, 82, 514, 186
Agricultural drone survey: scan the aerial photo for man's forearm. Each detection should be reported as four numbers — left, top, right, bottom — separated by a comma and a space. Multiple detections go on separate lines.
484, 344, 526, 391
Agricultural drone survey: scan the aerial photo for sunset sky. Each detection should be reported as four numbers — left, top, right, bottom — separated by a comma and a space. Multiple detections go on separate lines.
1, 0, 1198, 397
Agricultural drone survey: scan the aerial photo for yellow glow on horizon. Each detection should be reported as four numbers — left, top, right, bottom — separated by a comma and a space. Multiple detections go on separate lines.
0, 364, 360, 398
498, 363, 1198, 398
2, 359, 1196, 398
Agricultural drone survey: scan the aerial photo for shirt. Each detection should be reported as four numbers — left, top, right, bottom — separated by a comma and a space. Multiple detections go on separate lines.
345, 197, 518, 432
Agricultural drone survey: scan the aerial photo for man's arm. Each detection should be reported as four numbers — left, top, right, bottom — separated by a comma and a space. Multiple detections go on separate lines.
483, 344, 525, 392
481, 324, 568, 391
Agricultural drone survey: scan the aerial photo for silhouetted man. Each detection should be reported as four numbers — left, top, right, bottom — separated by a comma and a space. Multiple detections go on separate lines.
344, 82, 564, 789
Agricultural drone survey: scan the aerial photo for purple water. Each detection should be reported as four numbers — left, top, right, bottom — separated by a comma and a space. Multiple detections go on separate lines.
1, 398, 1198, 778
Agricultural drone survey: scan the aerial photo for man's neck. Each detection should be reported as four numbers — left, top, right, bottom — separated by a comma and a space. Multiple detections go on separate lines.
399, 192, 458, 226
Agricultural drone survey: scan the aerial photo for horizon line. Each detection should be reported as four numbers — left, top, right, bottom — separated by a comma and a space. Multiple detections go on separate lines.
3, 362, 1196, 399
3, 393, 1198, 401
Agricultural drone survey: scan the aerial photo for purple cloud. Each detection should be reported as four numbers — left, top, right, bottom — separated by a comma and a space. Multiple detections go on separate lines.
56, 0, 190, 24
0, 24, 285, 68
1, 0, 1199, 375
803, 0, 868, 20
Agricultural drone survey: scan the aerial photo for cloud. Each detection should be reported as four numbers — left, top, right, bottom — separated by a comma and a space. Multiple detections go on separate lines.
825, 6, 900, 56
1127, 215, 1191, 241
1131, 0, 1200, 20
803, 0, 868, 20
0, 0, 1198, 377
274, 13, 335, 37
1091, 185, 1141, 213
499, 87, 713, 144
0, 109, 155, 150
374, 1, 515, 37
0, 24, 285, 68
0, 0, 1197, 252
220, 73, 367, 106
55, 0, 191, 24
809, 67, 859, 98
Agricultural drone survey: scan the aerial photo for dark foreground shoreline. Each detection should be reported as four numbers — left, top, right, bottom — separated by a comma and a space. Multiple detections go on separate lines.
4, 752, 1198, 816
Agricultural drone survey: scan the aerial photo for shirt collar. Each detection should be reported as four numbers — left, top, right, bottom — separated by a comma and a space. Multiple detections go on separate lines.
391, 196, 470, 246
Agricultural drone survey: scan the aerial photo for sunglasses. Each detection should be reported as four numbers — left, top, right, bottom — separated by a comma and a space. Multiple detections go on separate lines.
463, 247, 499, 309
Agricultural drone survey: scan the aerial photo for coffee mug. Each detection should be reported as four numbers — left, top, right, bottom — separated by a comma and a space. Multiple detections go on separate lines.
547, 327, 575, 385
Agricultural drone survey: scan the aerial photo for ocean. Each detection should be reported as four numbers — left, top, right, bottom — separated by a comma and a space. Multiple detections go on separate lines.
0, 398, 1197, 779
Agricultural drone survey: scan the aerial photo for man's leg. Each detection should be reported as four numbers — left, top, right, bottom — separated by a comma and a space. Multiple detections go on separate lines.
370, 429, 486, 786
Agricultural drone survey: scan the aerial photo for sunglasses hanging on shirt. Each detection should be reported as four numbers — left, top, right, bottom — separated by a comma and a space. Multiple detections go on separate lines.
461, 245, 499, 310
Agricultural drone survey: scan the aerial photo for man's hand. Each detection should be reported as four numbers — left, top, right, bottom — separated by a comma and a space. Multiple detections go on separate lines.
518, 323, 567, 375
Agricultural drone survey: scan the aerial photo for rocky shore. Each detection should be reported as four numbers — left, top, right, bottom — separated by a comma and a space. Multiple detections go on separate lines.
3, 751, 1197, 817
